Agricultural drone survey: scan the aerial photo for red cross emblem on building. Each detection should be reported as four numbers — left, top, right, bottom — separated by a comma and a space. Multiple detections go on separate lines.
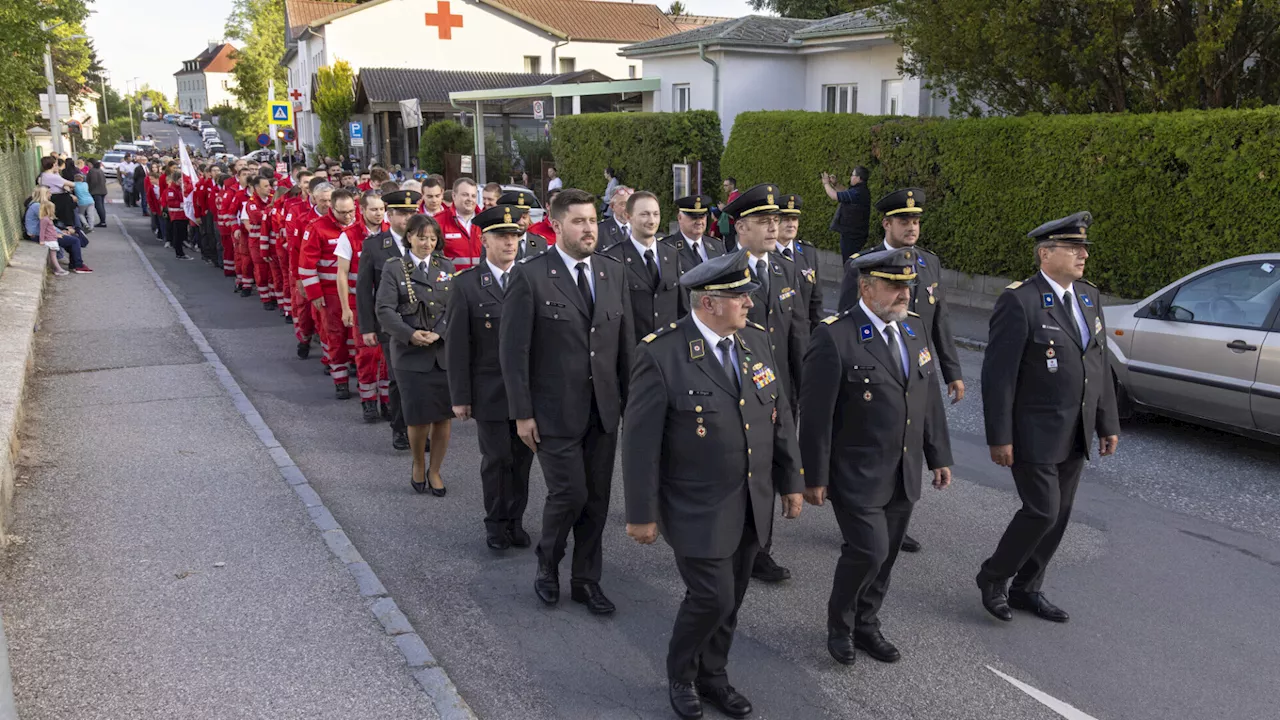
424, 1, 463, 40
289, 88, 303, 101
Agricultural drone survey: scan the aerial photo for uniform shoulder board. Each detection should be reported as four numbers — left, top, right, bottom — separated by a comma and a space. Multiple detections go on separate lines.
746, 320, 766, 331
454, 265, 478, 275
848, 252, 861, 261
596, 251, 622, 263
1005, 280, 1024, 290
641, 333, 658, 343
906, 310, 920, 318
1078, 278, 1098, 289
820, 314, 841, 325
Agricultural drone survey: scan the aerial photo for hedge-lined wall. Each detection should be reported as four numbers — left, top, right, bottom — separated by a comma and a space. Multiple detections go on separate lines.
722, 109, 1280, 299
551, 111, 722, 221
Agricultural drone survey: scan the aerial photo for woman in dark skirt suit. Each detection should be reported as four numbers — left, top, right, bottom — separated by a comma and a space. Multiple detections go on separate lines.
376, 213, 455, 495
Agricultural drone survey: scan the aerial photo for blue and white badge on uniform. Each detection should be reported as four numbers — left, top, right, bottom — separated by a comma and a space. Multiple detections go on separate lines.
1080, 292, 1094, 308
1042, 293, 1055, 308
901, 322, 916, 339
860, 324, 874, 342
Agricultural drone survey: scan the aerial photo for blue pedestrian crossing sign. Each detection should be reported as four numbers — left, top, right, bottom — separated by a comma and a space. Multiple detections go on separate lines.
269, 101, 292, 124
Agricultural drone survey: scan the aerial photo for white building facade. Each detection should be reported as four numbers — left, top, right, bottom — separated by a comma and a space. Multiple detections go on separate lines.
283, 0, 674, 154
622, 12, 950, 140
174, 43, 239, 114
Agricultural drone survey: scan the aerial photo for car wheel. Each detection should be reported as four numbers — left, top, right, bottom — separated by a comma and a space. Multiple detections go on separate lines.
1114, 373, 1134, 421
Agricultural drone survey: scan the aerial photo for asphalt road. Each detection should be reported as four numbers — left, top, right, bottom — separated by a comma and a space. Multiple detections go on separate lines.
112, 200, 1280, 720
142, 119, 240, 158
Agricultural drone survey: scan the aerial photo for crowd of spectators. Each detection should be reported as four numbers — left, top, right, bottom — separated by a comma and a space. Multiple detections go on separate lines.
23, 153, 98, 274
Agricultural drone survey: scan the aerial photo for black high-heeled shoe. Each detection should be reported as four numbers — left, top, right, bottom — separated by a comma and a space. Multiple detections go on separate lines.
428, 474, 447, 497
410, 469, 427, 494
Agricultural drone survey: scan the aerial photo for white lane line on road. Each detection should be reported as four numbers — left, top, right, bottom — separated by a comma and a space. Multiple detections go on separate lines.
113, 215, 478, 720
986, 666, 1101, 720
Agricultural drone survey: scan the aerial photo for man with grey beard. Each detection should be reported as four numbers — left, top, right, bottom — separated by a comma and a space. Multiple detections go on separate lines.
798, 246, 953, 668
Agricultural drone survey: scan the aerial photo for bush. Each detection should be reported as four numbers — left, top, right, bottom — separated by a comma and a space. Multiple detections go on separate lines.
419, 120, 473, 174
722, 109, 1280, 298
551, 111, 722, 220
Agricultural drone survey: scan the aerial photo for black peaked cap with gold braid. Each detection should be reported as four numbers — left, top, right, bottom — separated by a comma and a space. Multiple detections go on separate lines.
723, 183, 781, 219
1027, 211, 1092, 244
679, 248, 761, 293
475, 204, 525, 233
852, 246, 920, 285
875, 188, 925, 217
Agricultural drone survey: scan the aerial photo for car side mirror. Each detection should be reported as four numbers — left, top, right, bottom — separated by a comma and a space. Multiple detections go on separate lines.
1147, 299, 1168, 318
1169, 306, 1194, 322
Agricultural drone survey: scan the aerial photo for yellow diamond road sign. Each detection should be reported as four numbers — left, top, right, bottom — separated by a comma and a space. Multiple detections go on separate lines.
269, 101, 292, 125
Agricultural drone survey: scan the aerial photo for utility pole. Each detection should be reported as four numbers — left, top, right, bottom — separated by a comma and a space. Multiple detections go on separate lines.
270, 78, 280, 160
42, 29, 63, 155
125, 79, 137, 141
100, 74, 110, 123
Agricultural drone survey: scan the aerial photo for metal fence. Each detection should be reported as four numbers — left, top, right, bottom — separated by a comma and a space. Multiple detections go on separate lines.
0, 144, 43, 277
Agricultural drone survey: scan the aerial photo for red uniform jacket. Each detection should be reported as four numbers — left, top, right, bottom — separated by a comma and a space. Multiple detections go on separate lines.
244, 193, 272, 253
298, 213, 351, 301
340, 221, 386, 311
164, 179, 192, 222
288, 203, 324, 282
434, 205, 483, 271
528, 218, 556, 245
144, 175, 162, 214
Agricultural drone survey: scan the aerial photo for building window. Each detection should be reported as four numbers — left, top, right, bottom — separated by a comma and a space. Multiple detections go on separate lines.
822, 83, 857, 114
558, 57, 575, 73
882, 79, 903, 115
524, 56, 541, 73
673, 83, 691, 112
629, 65, 637, 79
223, 80, 229, 90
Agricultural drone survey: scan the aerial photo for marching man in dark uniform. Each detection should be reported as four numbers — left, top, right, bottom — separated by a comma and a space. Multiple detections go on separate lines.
662, 194, 725, 269
500, 188, 634, 615
447, 204, 535, 551
602, 190, 685, 346
497, 190, 550, 260
837, 188, 963, 553
800, 247, 953, 667
976, 211, 1119, 623
724, 183, 806, 584
623, 250, 803, 720
357, 190, 419, 451
775, 194, 823, 330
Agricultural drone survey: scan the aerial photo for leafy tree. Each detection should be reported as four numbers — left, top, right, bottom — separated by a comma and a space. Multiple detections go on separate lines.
130, 87, 173, 115
418, 120, 473, 174
95, 117, 134, 151
313, 60, 355, 160
890, 0, 1280, 115
224, 0, 288, 145
0, 0, 91, 139
746, 0, 876, 20
667, 1, 687, 16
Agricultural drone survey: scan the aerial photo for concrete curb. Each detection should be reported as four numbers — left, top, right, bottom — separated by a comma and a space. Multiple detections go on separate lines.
114, 218, 477, 720
0, 241, 48, 543
1, 613, 15, 720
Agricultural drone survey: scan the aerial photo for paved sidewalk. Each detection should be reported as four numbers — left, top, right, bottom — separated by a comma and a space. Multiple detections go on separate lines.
0, 220, 441, 719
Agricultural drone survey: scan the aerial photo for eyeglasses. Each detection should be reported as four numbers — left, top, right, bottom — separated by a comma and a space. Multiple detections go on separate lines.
1049, 244, 1089, 255
705, 292, 750, 301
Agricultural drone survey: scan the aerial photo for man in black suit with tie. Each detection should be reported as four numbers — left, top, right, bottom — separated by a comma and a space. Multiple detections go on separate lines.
597, 186, 633, 248
775, 194, 823, 330
662, 194, 725, 270
725, 183, 807, 584
977, 211, 1120, 624
799, 247, 953, 667
447, 204, 535, 551
356, 189, 418, 451
601, 190, 685, 346
623, 250, 803, 720
501, 188, 635, 615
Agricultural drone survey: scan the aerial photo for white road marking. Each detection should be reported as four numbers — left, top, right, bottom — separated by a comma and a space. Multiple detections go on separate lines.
986, 666, 1101, 720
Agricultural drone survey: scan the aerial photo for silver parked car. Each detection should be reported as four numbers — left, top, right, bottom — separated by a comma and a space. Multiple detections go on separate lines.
1104, 253, 1280, 439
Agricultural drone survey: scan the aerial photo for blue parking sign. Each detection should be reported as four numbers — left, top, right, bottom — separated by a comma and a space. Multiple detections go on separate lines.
349, 122, 363, 139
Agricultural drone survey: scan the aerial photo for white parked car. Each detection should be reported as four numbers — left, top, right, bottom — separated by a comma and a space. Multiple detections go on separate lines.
100, 151, 125, 178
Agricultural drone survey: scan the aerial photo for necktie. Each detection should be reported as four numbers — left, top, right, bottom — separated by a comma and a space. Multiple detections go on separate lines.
689, 241, 703, 266
496, 271, 504, 291
1064, 291, 1086, 346
643, 248, 660, 288
418, 260, 428, 273
576, 262, 594, 315
753, 258, 769, 296
885, 325, 907, 380
782, 246, 794, 261
717, 337, 739, 392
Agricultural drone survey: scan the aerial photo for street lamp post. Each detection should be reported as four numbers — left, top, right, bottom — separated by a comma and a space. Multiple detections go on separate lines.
40, 24, 88, 155
125, 77, 140, 141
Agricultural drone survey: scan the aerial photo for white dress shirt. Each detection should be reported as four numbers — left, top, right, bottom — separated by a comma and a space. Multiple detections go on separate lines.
1040, 271, 1090, 346
748, 252, 771, 279
486, 258, 513, 289
690, 311, 738, 381
859, 298, 909, 376
682, 232, 707, 262
555, 244, 595, 299
632, 236, 661, 278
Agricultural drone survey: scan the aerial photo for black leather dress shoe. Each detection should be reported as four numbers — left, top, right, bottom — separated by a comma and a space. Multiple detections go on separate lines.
751, 551, 791, 583
900, 534, 922, 553
362, 400, 380, 423
392, 430, 410, 451
486, 535, 511, 551
296, 341, 310, 359
534, 562, 559, 605
976, 573, 1013, 621
1008, 590, 1070, 623
570, 582, 616, 615
854, 629, 901, 663
668, 681, 702, 719
827, 629, 856, 665
698, 685, 752, 719
506, 525, 531, 548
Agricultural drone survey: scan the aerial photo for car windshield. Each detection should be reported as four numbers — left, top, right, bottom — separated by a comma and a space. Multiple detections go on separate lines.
103, 153, 123, 162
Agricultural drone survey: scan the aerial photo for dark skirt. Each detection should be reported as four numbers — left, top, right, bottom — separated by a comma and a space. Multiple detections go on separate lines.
395, 365, 452, 425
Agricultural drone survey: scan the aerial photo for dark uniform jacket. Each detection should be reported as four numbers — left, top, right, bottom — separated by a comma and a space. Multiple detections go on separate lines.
782, 240, 823, 330
601, 239, 686, 346
598, 218, 629, 248
799, 305, 953, 507
499, 249, 634, 437
981, 273, 1120, 465
516, 231, 550, 261
445, 262, 511, 422
375, 253, 454, 372
661, 232, 726, 270
747, 252, 808, 405
356, 230, 404, 342
838, 244, 962, 384
623, 317, 804, 559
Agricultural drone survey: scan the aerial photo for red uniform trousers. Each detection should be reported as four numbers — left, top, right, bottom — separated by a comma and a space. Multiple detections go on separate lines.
234, 226, 253, 292
275, 232, 291, 317
248, 235, 271, 304
349, 307, 388, 402
314, 294, 350, 387
220, 226, 237, 278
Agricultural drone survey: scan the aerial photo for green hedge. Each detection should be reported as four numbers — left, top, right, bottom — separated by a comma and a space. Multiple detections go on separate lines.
551, 111, 722, 220
722, 109, 1280, 299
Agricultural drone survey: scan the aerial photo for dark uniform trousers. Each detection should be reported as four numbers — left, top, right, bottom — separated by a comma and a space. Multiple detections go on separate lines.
535, 401, 616, 583
359, 231, 408, 435
979, 273, 1118, 594
828, 483, 912, 633
670, 507, 758, 688
476, 419, 534, 538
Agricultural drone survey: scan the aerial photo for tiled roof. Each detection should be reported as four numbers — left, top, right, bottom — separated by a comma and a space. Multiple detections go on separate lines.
358, 68, 561, 104
285, 0, 355, 41
791, 8, 892, 39
479, 0, 681, 43
175, 43, 239, 76
672, 14, 733, 32
622, 15, 815, 53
